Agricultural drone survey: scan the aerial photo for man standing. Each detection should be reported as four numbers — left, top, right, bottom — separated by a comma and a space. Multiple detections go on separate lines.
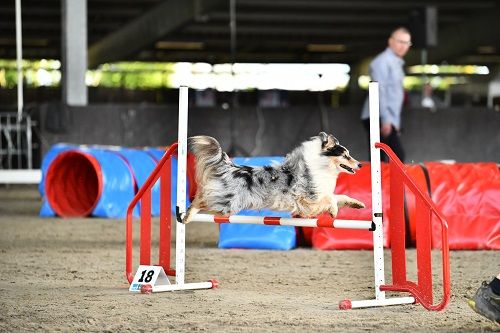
361, 27, 412, 162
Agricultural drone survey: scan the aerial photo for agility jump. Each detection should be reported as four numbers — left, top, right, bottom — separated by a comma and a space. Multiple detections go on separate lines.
125, 82, 451, 311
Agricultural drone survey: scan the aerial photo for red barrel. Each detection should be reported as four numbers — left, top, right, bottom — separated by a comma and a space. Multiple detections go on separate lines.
45, 151, 102, 217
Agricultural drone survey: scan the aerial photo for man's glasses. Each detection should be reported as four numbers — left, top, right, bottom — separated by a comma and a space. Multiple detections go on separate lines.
393, 38, 413, 46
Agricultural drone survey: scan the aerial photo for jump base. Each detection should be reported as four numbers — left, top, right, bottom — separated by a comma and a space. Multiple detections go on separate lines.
142, 281, 217, 294
340, 296, 416, 310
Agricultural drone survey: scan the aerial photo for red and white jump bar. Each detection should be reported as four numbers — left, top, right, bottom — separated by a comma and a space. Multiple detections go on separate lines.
190, 213, 375, 231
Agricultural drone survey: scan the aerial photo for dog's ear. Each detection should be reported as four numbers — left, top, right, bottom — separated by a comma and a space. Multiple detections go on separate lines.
319, 132, 328, 147
319, 133, 339, 150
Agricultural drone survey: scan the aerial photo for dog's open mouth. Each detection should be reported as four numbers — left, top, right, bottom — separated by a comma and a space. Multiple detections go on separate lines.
340, 164, 355, 173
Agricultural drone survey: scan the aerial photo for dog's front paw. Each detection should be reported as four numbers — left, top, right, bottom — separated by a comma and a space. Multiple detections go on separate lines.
329, 207, 338, 218
348, 200, 365, 209
180, 209, 191, 224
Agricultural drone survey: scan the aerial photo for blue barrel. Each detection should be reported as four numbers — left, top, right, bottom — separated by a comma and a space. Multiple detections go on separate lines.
44, 146, 136, 218
145, 147, 166, 162
118, 148, 160, 216
182, 156, 297, 250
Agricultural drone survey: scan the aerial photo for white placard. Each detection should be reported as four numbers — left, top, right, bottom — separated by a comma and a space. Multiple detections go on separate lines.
129, 265, 171, 292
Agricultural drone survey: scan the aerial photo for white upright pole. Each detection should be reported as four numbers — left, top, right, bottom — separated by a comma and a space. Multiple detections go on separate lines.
347, 82, 414, 309
176, 86, 189, 286
369, 81, 386, 301
15, 0, 23, 123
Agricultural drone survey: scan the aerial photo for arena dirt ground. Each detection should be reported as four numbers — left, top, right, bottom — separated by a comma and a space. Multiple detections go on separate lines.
0, 185, 499, 332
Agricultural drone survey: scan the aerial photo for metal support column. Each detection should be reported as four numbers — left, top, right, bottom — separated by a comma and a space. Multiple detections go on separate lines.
61, 0, 88, 106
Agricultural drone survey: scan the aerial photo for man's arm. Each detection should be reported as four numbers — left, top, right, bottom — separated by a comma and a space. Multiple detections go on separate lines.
370, 59, 394, 136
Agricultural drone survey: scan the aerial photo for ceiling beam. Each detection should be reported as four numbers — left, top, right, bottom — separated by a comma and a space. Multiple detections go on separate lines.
405, 8, 500, 66
456, 55, 500, 65
207, 12, 461, 24
147, 50, 360, 64
0, 21, 120, 30
159, 34, 385, 47
0, 48, 59, 59
236, 0, 497, 10
88, 0, 224, 68
183, 24, 390, 37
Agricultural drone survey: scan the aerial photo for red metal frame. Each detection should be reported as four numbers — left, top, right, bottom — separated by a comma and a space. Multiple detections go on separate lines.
126, 143, 178, 283
125, 141, 450, 311
376, 142, 451, 311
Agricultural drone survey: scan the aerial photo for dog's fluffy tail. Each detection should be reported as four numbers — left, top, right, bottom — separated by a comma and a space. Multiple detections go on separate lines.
188, 135, 226, 183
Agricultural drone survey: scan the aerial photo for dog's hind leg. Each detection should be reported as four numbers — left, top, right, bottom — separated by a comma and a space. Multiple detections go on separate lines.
335, 194, 365, 209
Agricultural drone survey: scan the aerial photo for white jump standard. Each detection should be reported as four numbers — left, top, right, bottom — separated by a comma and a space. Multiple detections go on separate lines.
125, 83, 451, 311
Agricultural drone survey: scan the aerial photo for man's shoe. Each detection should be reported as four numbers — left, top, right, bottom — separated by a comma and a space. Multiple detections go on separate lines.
468, 281, 500, 324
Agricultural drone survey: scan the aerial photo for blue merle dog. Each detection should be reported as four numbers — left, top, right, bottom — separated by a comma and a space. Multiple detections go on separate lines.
181, 132, 365, 224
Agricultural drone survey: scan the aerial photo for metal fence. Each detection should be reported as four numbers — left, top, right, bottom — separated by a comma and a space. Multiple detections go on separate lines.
0, 112, 34, 169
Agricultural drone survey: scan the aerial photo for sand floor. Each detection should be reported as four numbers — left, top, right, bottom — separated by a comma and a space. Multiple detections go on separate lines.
0, 186, 499, 332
